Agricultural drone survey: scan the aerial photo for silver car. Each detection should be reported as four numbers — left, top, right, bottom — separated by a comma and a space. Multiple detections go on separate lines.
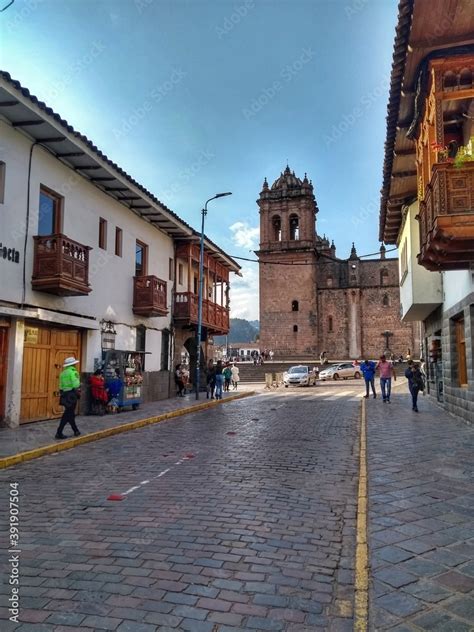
319, 362, 362, 381
283, 365, 316, 387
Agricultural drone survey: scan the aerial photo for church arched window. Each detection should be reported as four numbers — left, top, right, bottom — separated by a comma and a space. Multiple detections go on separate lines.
289, 214, 300, 240
272, 215, 281, 241
382, 294, 390, 306
292, 300, 299, 312
293, 324, 298, 333
380, 268, 389, 286
328, 316, 333, 333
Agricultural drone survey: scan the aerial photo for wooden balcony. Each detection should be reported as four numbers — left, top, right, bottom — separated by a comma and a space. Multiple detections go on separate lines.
32, 233, 91, 296
133, 276, 168, 317
173, 292, 230, 335
418, 162, 474, 271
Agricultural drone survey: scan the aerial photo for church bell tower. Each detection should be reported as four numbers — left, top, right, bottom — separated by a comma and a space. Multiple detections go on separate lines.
256, 166, 319, 356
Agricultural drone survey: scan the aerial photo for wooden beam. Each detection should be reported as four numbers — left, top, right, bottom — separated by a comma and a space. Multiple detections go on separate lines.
394, 149, 416, 157
57, 152, 85, 158
0, 100, 19, 106
39, 137, 66, 143
105, 187, 128, 191
89, 177, 115, 182
12, 120, 43, 127
77, 165, 101, 171
392, 170, 417, 178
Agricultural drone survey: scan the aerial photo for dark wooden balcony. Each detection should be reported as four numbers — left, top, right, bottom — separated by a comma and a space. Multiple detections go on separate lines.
133, 276, 168, 317
32, 233, 91, 296
173, 292, 230, 335
418, 162, 474, 271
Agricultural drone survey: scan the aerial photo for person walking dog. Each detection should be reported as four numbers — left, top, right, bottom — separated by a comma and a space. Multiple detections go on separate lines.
56, 357, 81, 439
360, 357, 377, 399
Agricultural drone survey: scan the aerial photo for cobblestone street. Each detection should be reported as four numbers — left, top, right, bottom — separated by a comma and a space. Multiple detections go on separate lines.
367, 391, 474, 631
0, 388, 360, 632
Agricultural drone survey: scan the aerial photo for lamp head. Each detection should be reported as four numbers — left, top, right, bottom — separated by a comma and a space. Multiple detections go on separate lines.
215, 192, 232, 199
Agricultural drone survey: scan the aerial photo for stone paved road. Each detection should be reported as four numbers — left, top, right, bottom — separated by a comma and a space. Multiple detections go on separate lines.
0, 388, 360, 632
367, 391, 474, 631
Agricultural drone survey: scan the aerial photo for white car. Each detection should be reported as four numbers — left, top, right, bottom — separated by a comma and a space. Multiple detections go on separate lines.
319, 362, 362, 381
283, 365, 317, 387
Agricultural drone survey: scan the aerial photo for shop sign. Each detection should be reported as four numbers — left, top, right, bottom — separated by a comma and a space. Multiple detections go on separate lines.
24, 327, 39, 344
0, 243, 20, 264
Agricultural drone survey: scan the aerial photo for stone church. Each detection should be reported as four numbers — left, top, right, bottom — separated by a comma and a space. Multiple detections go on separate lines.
256, 166, 418, 359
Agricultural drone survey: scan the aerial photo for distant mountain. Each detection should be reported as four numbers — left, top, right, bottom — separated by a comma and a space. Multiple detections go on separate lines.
214, 318, 259, 344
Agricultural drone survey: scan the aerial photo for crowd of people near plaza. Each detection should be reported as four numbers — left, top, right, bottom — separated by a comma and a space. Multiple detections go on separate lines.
174, 359, 240, 400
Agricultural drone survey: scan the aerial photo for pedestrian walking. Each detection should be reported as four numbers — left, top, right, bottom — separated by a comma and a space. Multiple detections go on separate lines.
405, 361, 425, 412
214, 360, 224, 400
55, 357, 81, 439
174, 363, 185, 397
377, 355, 396, 403
206, 359, 216, 399
223, 363, 232, 392
360, 357, 377, 398
231, 363, 240, 390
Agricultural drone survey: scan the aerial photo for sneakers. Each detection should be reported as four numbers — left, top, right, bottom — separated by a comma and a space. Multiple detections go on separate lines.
364, 395, 369, 399
373, 394, 377, 399
74, 431, 81, 437
55, 433, 66, 440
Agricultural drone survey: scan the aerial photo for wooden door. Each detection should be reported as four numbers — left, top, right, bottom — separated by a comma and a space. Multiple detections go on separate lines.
0, 327, 8, 422
21, 325, 81, 423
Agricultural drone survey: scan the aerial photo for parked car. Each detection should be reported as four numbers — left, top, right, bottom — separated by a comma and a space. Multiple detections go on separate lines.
319, 363, 361, 381
283, 365, 316, 387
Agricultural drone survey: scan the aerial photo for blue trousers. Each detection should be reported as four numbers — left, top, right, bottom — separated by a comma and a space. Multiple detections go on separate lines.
409, 384, 420, 410
215, 374, 224, 399
380, 377, 392, 401
365, 377, 376, 396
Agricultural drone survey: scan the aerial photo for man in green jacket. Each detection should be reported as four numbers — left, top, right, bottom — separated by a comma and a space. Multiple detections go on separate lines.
55, 357, 81, 439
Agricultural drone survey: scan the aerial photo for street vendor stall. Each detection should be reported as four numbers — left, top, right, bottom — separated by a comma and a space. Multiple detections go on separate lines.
102, 350, 144, 411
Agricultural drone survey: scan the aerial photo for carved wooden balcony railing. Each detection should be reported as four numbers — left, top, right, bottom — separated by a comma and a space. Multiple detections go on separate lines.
418, 162, 474, 271
173, 292, 230, 334
32, 233, 92, 296
175, 242, 229, 280
133, 276, 168, 317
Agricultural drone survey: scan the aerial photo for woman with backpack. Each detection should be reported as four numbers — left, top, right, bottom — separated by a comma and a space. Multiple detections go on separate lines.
405, 361, 425, 412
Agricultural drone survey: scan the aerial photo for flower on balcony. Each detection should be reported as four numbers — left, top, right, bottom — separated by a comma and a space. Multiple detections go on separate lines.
430, 142, 451, 163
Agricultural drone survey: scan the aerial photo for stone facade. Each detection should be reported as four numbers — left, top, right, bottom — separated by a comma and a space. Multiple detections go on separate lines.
257, 167, 417, 359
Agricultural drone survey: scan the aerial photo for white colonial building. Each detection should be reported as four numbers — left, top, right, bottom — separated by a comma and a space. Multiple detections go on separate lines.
0, 71, 239, 427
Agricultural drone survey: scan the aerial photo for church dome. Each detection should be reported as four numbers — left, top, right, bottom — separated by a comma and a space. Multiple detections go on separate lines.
271, 165, 303, 190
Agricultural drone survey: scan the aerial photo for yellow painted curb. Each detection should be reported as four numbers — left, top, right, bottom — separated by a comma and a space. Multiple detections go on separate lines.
354, 397, 369, 632
0, 391, 256, 470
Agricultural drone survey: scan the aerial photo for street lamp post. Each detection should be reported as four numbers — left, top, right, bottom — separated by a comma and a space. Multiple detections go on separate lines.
195, 192, 232, 400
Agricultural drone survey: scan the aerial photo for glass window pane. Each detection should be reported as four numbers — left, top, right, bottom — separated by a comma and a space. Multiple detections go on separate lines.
135, 244, 143, 276
38, 191, 55, 235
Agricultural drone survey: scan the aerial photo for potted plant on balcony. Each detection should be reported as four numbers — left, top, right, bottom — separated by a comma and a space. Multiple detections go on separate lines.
453, 137, 474, 169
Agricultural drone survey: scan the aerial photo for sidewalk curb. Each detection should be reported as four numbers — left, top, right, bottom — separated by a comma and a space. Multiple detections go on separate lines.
354, 397, 369, 631
0, 391, 256, 470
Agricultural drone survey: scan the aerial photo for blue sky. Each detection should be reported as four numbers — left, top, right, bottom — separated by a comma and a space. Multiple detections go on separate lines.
1, 0, 398, 319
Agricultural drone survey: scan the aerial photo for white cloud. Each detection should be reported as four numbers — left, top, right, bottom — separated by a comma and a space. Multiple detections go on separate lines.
230, 263, 259, 321
229, 221, 260, 250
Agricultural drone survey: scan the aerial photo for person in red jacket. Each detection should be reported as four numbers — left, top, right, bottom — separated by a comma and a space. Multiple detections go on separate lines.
89, 369, 108, 415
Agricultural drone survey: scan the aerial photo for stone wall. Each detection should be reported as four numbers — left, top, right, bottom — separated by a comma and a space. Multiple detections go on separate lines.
441, 293, 474, 424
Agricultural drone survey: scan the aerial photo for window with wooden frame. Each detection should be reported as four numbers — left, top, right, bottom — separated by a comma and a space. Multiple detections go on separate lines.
169, 258, 174, 281
328, 316, 334, 333
135, 240, 148, 277
0, 161, 5, 204
454, 316, 468, 387
99, 218, 107, 250
178, 263, 184, 285
115, 227, 122, 257
38, 186, 63, 235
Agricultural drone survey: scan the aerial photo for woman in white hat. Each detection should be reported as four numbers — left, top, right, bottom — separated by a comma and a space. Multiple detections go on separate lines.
55, 357, 81, 439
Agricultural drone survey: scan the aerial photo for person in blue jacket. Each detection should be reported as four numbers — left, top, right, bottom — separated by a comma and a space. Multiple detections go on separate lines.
405, 361, 425, 412
360, 357, 377, 399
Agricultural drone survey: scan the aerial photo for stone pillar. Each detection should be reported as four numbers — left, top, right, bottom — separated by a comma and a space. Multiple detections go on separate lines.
3, 318, 25, 428
349, 291, 361, 359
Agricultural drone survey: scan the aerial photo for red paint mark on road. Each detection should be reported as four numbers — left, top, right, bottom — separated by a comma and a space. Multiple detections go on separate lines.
107, 494, 124, 501
184, 453, 195, 459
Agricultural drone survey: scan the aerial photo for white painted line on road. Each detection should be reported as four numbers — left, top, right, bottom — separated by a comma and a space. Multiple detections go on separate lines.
156, 468, 170, 478
122, 486, 140, 495
141, 480, 150, 485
